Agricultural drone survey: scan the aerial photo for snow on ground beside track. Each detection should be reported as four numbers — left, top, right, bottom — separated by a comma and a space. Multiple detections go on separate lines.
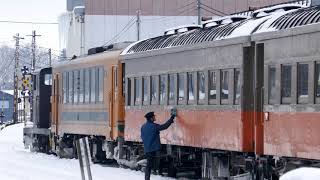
280, 167, 320, 180
0, 123, 171, 180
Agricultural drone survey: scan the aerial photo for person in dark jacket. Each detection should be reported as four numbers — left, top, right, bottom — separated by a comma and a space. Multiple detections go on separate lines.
141, 111, 175, 180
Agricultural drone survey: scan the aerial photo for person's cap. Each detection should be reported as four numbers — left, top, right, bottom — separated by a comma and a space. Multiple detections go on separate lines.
144, 111, 155, 119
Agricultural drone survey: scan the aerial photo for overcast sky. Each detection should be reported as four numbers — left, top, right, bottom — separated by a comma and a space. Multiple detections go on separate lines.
0, 0, 66, 53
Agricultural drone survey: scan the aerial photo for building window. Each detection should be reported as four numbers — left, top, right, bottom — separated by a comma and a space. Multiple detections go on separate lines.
209, 71, 217, 100
281, 65, 292, 99
90, 68, 96, 103
178, 73, 185, 101
68, 71, 73, 104
188, 73, 195, 101
134, 77, 141, 105
63, 72, 67, 104
151, 76, 157, 103
84, 69, 90, 103
143, 77, 149, 104
234, 69, 241, 104
268, 66, 276, 103
168, 74, 175, 104
98, 67, 104, 102
79, 69, 84, 103
160, 75, 166, 103
73, 70, 79, 103
298, 64, 308, 98
316, 63, 320, 98
221, 70, 229, 100
198, 72, 206, 101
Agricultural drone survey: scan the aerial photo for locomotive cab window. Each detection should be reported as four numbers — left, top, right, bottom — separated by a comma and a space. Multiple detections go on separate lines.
281, 65, 292, 104
316, 63, 320, 103
209, 70, 217, 104
268, 66, 276, 104
298, 63, 309, 104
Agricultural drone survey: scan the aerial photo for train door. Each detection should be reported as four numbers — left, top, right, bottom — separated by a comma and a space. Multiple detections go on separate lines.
254, 43, 264, 154
52, 74, 59, 135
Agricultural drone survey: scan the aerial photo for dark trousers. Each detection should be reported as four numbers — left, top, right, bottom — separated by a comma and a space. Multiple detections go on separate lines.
145, 151, 160, 180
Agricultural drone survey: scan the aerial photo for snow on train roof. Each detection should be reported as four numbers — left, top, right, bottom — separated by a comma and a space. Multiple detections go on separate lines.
122, 4, 320, 55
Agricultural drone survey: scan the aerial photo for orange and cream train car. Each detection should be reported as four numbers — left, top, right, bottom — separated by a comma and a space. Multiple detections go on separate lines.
51, 44, 126, 161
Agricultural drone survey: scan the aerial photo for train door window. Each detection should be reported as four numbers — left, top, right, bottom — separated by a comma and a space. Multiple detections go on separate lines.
178, 73, 185, 104
44, 74, 52, 85
68, 71, 73, 104
316, 63, 320, 102
84, 68, 90, 103
134, 77, 141, 105
281, 65, 292, 104
168, 74, 175, 105
268, 66, 276, 104
188, 72, 195, 104
151, 76, 158, 104
209, 70, 217, 104
98, 67, 104, 102
160, 75, 167, 104
73, 70, 79, 104
198, 71, 206, 104
143, 77, 149, 105
127, 78, 132, 106
234, 69, 241, 105
90, 67, 96, 103
221, 70, 229, 103
79, 69, 84, 103
62, 72, 67, 104
298, 63, 309, 103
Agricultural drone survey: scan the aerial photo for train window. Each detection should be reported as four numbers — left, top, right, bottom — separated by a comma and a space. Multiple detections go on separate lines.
188, 73, 195, 103
168, 74, 175, 104
160, 75, 166, 104
79, 69, 84, 103
221, 70, 229, 101
209, 71, 217, 101
44, 74, 52, 85
198, 72, 206, 102
178, 73, 185, 103
298, 63, 309, 101
151, 76, 157, 103
316, 64, 320, 98
234, 69, 241, 104
98, 67, 104, 102
268, 66, 276, 104
62, 72, 67, 104
134, 77, 141, 105
73, 70, 79, 104
68, 71, 73, 104
143, 77, 149, 105
281, 65, 292, 103
127, 78, 132, 106
84, 69, 90, 103
90, 68, 96, 103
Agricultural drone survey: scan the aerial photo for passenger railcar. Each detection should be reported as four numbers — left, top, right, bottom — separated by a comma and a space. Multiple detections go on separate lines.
50, 44, 128, 161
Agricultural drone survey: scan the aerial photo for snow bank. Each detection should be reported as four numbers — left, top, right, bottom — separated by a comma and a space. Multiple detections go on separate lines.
0, 123, 171, 180
280, 167, 320, 180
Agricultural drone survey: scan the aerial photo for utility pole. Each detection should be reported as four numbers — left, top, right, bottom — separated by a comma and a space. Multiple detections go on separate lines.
136, 10, 141, 41
48, 48, 52, 67
13, 33, 24, 124
197, 0, 201, 25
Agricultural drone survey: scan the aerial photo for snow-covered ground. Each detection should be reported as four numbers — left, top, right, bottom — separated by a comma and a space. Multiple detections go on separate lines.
0, 123, 170, 180
280, 167, 320, 180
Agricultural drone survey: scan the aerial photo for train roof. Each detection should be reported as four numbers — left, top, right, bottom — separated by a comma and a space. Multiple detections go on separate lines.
122, 4, 320, 56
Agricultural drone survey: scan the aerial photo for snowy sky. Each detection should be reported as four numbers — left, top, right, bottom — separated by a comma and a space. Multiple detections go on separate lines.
0, 0, 66, 52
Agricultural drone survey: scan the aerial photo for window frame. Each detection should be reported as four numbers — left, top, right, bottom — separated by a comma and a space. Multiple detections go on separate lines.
134, 77, 142, 105
234, 68, 241, 105
316, 62, 320, 104
209, 70, 218, 105
220, 69, 230, 105
168, 74, 176, 105
159, 74, 167, 105
268, 65, 277, 105
197, 71, 207, 105
187, 72, 196, 105
297, 63, 309, 104
178, 73, 186, 105
142, 76, 150, 106
281, 64, 292, 104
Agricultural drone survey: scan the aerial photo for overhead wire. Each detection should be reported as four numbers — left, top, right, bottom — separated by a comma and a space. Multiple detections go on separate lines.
0, 20, 58, 25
